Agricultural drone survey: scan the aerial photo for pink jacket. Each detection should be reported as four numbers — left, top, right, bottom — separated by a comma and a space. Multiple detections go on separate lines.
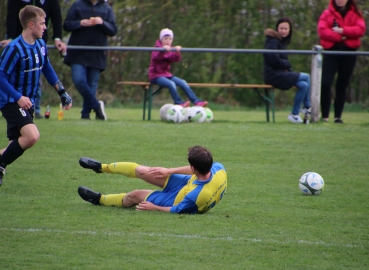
148, 40, 181, 81
318, 0, 366, 49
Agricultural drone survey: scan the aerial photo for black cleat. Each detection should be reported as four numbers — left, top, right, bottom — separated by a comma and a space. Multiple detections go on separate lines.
0, 167, 5, 186
79, 157, 102, 173
78, 186, 101, 205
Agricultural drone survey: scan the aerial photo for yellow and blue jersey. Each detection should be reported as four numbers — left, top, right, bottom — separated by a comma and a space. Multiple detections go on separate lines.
146, 162, 227, 214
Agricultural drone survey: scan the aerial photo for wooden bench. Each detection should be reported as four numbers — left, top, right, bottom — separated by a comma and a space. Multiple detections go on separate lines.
116, 81, 276, 122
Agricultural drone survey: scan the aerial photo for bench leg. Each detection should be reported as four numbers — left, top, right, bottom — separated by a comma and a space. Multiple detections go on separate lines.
142, 87, 148, 120
148, 85, 153, 121
265, 88, 270, 122
270, 88, 275, 123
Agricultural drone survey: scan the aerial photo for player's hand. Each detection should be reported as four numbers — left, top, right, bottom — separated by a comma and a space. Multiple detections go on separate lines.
147, 167, 170, 178
163, 45, 171, 51
175, 46, 182, 51
17, 96, 32, 110
136, 201, 156, 211
58, 90, 73, 110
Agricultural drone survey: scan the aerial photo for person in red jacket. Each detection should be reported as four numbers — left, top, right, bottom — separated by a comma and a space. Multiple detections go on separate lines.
148, 28, 208, 107
318, 0, 366, 123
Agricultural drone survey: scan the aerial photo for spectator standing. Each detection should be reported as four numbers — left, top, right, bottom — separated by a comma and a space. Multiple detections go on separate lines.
318, 0, 366, 123
63, 0, 117, 120
0, 0, 67, 119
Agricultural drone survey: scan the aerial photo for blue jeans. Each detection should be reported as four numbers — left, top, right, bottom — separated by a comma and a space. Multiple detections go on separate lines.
292, 73, 311, 115
150, 76, 199, 104
35, 81, 42, 114
71, 64, 100, 117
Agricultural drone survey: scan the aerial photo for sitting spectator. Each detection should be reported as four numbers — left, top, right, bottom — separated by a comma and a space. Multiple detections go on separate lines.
263, 18, 311, 123
149, 28, 208, 108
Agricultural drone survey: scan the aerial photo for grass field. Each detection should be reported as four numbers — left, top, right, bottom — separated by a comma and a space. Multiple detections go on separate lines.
0, 107, 368, 269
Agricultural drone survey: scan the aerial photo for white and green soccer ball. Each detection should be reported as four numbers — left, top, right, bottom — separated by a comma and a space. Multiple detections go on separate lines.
166, 105, 186, 124
204, 107, 214, 122
186, 106, 207, 123
299, 172, 324, 195
159, 103, 174, 121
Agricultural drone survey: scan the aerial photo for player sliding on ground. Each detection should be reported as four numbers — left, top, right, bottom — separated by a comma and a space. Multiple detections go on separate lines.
78, 146, 227, 214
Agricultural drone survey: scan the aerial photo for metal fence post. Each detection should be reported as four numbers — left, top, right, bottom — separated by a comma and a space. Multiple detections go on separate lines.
310, 45, 323, 123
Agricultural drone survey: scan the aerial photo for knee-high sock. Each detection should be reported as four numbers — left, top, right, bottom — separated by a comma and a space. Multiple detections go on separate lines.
99, 193, 126, 206
101, 162, 138, 178
0, 140, 25, 168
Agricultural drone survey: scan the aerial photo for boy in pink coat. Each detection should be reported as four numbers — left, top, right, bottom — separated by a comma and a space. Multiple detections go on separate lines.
148, 28, 208, 107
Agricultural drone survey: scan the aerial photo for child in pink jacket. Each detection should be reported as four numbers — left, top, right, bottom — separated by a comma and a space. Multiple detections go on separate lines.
148, 28, 208, 107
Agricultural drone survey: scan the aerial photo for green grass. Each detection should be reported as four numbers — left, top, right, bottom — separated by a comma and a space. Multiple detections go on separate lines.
0, 107, 368, 269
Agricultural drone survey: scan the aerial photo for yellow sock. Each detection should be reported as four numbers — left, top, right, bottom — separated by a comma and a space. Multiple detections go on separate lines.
101, 162, 139, 178
99, 193, 126, 207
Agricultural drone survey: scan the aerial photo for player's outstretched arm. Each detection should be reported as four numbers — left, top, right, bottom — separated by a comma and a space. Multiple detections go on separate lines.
148, 166, 193, 178
136, 201, 171, 212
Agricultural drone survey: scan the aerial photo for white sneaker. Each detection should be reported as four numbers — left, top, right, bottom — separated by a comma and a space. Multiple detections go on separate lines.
301, 107, 311, 115
288, 114, 303, 123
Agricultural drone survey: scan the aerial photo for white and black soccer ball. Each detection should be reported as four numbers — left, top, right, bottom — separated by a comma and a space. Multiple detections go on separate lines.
166, 105, 186, 124
186, 106, 207, 123
159, 103, 174, 121
299, 172, 325, 195
204, 107, 214, 122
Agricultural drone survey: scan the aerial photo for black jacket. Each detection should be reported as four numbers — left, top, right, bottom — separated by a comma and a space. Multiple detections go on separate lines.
63, 0, 117, 71
6, 0, 63, 42
263, 29, 299, 90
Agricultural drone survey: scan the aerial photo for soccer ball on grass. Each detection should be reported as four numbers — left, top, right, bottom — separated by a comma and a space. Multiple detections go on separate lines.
298, 172, 324, 195
186, 106, 207, 123
165, 105, 186, 124
204, 107, 214, 122
159, 103, 174, 121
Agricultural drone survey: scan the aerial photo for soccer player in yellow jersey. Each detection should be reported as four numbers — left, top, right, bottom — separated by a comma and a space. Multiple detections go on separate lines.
78, 146, 227, 214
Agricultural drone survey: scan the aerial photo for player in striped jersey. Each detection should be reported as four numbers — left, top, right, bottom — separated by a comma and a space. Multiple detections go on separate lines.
0, 6, 72, 186
77, 146, 227, 214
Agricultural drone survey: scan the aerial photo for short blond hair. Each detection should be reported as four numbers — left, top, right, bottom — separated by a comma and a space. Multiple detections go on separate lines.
19, 5, 46, 29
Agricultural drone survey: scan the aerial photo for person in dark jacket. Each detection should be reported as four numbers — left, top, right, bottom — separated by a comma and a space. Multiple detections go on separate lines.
0, 0, 67, 119
63, 0, 117, 120
318, 0, 366, 123
263, 18, 311, 123
148, 28, 208, 108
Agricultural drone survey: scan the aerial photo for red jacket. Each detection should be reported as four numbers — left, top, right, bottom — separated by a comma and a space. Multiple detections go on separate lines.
148, 40, 181, 81
318, 0, 366, 49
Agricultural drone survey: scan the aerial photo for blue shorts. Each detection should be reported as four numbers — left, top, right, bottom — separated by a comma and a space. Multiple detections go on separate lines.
146, 174, 191, 207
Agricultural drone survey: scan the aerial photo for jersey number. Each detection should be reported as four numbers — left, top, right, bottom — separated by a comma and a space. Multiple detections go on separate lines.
19, 108, 27, 117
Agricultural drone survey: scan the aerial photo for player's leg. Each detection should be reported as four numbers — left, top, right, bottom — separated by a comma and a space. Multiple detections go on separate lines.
0, 104, 39, 185
79, 157, 167, 188
0, 124, 39, 167
18, 124, 40, 150
122, 190, 152, 207
78, 185, 152, 207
